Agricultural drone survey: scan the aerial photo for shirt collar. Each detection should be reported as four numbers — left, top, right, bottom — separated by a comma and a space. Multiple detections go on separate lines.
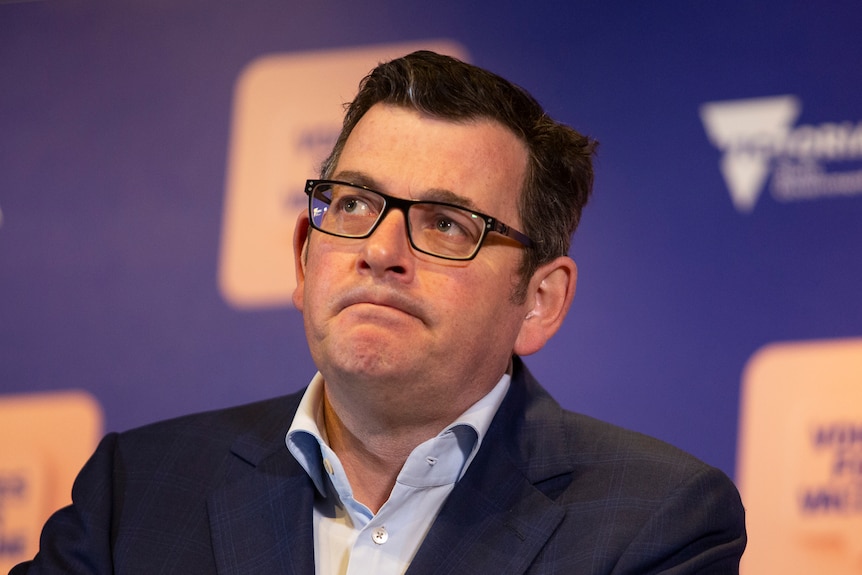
286, 370, 511, 496
286, 372, 330, 495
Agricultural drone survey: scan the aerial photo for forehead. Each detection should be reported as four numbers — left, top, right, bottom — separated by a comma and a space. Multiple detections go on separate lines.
334, 104, 528, 217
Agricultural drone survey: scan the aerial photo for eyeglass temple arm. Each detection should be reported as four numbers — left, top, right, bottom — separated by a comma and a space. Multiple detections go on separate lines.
490, 221, 532, 247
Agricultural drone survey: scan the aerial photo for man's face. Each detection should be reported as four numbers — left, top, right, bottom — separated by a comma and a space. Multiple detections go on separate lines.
293, 103, 533, 421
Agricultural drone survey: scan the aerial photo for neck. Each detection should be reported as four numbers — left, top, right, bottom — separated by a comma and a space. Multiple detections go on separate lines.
322, 393, 448, 513
318, 363, 510, 512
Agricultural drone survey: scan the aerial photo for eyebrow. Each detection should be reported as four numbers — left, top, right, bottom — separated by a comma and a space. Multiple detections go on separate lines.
332, 170, 480, 211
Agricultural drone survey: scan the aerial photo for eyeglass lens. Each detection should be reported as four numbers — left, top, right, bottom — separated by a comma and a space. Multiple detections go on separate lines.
310, 182, 486, 259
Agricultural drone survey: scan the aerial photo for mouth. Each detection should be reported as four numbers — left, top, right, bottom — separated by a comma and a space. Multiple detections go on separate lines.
337, 287, 426, 324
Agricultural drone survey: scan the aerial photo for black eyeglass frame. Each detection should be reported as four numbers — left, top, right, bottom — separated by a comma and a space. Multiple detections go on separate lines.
304, 179, 533, 261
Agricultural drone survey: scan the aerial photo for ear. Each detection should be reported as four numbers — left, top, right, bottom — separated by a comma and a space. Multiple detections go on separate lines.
513, 256, 578, 356
292, 213, 311, 311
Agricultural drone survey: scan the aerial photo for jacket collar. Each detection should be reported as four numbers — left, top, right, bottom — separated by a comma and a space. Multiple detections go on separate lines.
406, 356, 572, 575
206, 357, 570, 575
207, 393, 317, 575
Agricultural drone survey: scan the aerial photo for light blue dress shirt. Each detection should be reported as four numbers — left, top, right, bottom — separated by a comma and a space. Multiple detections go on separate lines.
286, 372, 511, 575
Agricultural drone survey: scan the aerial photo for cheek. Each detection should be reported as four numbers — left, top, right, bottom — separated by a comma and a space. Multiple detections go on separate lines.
441, 266, 517, 321
469, 263, 525, 323
299, 247, 340, 317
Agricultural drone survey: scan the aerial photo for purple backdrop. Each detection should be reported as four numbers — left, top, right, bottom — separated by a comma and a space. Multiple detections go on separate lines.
3, 0, 862, 485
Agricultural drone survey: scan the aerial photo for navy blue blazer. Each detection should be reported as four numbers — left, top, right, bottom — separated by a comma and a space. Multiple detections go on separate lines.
14, 358, 745, 574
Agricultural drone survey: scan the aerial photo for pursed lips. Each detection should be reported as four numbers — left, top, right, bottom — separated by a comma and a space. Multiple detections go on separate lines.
336, 287, 427, 324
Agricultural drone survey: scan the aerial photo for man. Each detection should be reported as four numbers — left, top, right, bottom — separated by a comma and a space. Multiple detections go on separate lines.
13, 51, 745, 574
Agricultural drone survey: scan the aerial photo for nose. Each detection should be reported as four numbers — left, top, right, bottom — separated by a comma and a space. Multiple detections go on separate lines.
357, 208, 415, 281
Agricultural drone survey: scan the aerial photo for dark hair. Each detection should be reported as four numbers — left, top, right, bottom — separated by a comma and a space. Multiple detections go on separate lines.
321, 50, 597, 300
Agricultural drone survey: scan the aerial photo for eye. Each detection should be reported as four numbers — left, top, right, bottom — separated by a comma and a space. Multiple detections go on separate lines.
335, 196, 368, 214
433, 215, 469, 237
417, 205, 483, 244
328, 188, 382, 218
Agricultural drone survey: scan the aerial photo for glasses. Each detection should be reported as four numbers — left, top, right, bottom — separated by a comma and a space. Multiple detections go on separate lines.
305, 179, 533, 261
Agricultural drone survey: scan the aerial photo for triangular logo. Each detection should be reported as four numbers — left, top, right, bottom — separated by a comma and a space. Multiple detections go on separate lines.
700, 96, 801, 213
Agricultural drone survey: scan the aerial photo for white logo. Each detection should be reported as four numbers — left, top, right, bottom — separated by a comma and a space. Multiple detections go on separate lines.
700, 96, 862, 213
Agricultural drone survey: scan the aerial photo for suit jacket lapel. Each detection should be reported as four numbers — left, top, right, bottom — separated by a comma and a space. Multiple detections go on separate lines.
406, 450, 565, 575
201, 360, 572, 575
407, 358, 571, 575
207, 397, 317, 575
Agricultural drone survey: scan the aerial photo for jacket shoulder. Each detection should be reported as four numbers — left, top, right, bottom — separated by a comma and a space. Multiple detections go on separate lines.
112, 390, 306, 472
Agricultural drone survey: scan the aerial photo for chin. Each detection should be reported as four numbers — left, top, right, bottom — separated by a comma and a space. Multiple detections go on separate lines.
328, 347, 414, 382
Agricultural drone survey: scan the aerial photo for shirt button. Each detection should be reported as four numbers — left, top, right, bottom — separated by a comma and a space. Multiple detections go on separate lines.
371, 526, 389, 545
323, 459, 334, 475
